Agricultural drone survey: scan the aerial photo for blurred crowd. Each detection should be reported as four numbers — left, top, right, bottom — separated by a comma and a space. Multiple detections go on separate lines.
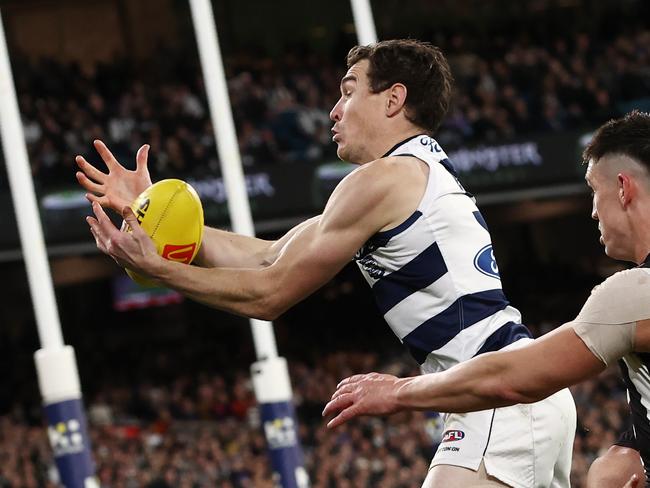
2, 27, 648, 188
439, 30, 649, 146
0, 348, 632, 488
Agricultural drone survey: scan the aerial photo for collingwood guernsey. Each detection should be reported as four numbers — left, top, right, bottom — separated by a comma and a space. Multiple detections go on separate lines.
354, 134, 531, 373
618, 255, 650, 479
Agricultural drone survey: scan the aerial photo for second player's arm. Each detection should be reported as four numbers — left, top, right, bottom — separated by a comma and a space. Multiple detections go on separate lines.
326, 319, 650, 427
393, 323, 606, 412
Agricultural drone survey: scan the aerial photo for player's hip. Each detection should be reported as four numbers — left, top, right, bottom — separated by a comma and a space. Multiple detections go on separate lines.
431, 388, 576, 488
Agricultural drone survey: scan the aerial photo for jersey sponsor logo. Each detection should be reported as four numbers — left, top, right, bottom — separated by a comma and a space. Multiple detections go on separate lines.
355, 242, 386, 278
355, 241, 379, 259
162, 243, 197, 263
473, 245, 500, 279
357, 255, 385, 279
441, 429, 465, 442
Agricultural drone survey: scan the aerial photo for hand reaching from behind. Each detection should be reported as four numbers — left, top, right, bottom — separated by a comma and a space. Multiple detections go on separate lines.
322, 373, 404, 429
76, 140, 152, 212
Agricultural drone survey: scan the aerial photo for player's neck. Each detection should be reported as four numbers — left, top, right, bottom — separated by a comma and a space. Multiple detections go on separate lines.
373, 128, 426, 160
632, 203, 650, 265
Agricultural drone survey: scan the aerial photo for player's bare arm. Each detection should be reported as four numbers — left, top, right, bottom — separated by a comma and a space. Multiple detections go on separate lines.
87, 156, 427, 319
196, 216, 321, 269
323, 323, 605, 427
324, 317, 650, 428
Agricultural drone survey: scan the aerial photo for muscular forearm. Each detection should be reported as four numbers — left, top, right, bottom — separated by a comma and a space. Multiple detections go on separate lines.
194, 216, 320, 269
394, 326, 606, 414
152, 258, 278, 319
194, 227, 274, 268
395, 352, 544, 413
149, 215, 328, 319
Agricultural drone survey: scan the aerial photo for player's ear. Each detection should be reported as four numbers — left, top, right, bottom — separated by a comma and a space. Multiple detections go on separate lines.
386, 83, 407, 117
618, 173, 634, 208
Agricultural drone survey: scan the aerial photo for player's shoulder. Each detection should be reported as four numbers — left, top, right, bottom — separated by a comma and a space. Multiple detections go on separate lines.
578, 267, 650, 324
592, 267, 650, 296
325, 156, 426, 229
340, 156, 423, 192
361, 155, 428, 186
354, 154, 422, 172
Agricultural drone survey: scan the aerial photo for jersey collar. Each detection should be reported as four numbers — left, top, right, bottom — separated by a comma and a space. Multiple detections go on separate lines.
381, 134, 425, 158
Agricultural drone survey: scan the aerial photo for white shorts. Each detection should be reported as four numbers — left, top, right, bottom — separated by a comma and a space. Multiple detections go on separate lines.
430, 387, 576, 488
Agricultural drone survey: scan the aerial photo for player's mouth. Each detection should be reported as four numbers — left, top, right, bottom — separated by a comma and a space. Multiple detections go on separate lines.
332, 128, 341, 143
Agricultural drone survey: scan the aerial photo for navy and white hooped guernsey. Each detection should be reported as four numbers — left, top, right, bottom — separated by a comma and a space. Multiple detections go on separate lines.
354, 134, 531, 373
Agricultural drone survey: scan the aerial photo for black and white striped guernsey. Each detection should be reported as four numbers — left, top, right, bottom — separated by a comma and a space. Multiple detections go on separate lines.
619, 253, 650, 482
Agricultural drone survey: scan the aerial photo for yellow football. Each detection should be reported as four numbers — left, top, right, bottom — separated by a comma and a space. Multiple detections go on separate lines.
123, 179, 204, 286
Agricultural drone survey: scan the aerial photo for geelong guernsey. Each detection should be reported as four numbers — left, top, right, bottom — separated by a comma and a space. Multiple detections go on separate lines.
618, 254, 650, 481
354, 134, 531, 373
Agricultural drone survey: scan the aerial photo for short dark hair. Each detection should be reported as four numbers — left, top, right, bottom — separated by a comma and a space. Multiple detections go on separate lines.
346, 39, 453, 135
583, 110, 650, 170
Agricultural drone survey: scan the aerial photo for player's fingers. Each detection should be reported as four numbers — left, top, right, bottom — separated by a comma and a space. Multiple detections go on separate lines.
330, 383, 356, 401
75, 155, 107, 182
85, 193, 104, 205
86, 217, 108, 253
327, 404, 358, 429
337, 374, 366, 389
75, 172, 104, 195
121, 207, 147, 238
135, 144, 150, 172
86, 215, 101, 236
88, 224, 100, 248
93, 139, 121, 170
92, 201, 111, 224
322, 392, 354, 418
92, 203, 121, 243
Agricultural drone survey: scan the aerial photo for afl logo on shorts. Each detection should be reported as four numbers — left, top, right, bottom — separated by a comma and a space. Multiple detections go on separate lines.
442, 430, 465, 442
473, 244, 500, 279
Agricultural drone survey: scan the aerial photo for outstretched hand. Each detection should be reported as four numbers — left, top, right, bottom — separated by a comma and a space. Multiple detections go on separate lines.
86, 202, 161, 277
322, 372, 404, 429
76, 140, 152, 212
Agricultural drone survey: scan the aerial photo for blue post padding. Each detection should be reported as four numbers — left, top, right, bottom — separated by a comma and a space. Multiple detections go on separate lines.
260, 401, 309, 488
424, 411, 444, 448
43, 398, 98, 488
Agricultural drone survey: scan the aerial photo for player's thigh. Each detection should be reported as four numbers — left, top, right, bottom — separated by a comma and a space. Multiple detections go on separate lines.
422, 461, 512, 488
586, 445, 644, 488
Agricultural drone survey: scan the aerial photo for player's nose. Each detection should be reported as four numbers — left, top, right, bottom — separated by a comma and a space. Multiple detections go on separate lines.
330, 98, 343, 122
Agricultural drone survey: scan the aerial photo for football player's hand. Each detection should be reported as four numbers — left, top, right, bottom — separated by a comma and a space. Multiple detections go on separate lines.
76, 140, 152, 212
87, 202, 160, 276
323, 372, 403, 428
